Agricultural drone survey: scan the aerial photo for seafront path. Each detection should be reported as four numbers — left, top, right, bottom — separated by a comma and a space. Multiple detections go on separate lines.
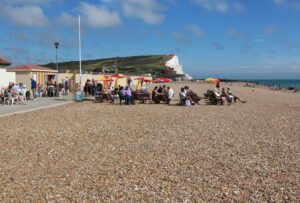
0, 95, 74, 118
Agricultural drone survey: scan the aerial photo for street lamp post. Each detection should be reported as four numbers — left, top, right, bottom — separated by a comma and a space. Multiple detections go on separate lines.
115, 57, 119, 73
54, 42, 59, 81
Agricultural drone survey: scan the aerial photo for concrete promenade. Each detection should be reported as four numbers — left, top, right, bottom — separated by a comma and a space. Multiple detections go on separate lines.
0, 95, 74, 118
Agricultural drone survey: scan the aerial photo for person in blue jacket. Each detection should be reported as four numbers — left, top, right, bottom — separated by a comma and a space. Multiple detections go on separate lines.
31, 78, 37, 100
64, 77, 69, 96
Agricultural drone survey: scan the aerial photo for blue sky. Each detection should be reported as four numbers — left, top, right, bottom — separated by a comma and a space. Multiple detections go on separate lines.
0, 0, 300, 79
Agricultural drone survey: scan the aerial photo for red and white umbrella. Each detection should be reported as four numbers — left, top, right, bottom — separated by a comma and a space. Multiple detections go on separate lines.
154, 78, 172, 83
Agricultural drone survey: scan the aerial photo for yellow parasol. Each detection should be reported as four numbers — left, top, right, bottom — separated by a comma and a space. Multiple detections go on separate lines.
205, 78, 220, 83
112, 73, 125, 88
98, 75, 107, 81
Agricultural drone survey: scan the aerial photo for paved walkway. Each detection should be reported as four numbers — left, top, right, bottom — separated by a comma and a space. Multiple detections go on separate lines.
0, 95, 74, 118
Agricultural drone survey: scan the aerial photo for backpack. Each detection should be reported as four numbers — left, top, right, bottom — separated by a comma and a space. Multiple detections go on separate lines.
185, 99, 191, 107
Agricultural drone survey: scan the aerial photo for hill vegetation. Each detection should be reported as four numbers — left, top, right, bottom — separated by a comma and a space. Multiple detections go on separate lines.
43, 55, 178, 78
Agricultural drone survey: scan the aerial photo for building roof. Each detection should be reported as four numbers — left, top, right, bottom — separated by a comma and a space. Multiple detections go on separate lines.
7, 65, 58, 73
0, 56, 11, 66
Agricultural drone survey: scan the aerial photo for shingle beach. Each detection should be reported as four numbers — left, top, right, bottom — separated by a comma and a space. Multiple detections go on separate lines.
0, 82, 299, 202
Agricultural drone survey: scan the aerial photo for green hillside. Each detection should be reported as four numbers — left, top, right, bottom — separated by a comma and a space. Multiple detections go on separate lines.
43, 55, 178, 78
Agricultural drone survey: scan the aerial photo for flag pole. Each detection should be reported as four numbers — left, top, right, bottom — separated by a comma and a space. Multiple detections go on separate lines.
78, 15, 82, 90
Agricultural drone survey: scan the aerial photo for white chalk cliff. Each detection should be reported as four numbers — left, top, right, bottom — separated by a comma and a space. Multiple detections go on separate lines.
165, 55, 192, 80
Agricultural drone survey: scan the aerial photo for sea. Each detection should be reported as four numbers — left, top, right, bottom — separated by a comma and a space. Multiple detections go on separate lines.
244, 80, 300, 90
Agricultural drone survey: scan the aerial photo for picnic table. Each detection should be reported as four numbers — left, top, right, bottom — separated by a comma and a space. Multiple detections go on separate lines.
96, 92, 112, 103
132, 91, 151, 103
152, 93, 168, 104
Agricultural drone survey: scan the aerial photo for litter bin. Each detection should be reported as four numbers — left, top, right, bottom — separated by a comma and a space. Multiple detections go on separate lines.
75, 91, 83, 102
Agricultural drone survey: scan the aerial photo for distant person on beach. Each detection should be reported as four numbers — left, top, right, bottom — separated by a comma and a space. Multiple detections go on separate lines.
17, 83, 26, 104
96, 82, 103, 94
151, 86, 159, 101
124, 86, 133, 104
184, 86, 191, 94
127, 77, 132, 87
38, 83, 43, 97
226, 88, 246, 103
179, 87, 186, 105
179, 87, 192, 107
54, 81, 59, 96
214, 88, 221, 98
92, 79, 97, 96
84, 79, 92, 96
157, 85, 163, 93
50, 77, 55, 85
216, 81, 220, 90
18, 83, 26, 98
31, 78, 37, 100
64, 77, 69, 96
226, 88, 235, 103
221, 88, 228, 105
49, 78, 55, 97
166, 86, 174, 104
162, 85, 167, 93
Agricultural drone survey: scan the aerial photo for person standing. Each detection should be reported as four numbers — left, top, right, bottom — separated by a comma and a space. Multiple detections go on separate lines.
166, 86, 174, 104
127, 77, 132, 87
31, 78, 37, 100
216, 80, 220, 90
124, 86, 133, 105
38, 83, 43, 97
64, 77, 69, 96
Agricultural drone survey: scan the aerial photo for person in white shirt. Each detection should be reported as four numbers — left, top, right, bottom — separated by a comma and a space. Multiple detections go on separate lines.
179, 87, 186, 105
167, 86, 174, 104
214, 88, 221, 98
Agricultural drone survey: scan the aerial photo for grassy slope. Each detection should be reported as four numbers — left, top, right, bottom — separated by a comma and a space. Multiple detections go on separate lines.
43, 55, 176, 78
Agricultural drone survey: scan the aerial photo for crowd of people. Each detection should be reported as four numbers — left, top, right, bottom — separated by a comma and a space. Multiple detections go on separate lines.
82, 77, 245, 107
1, 76, 246, 107
83, 79, 103, 97
0, 82, 27, 105
0, 77, 70, 105
38, 77, 69, 97
208, 82, 246, 105
151, 85, 174, 104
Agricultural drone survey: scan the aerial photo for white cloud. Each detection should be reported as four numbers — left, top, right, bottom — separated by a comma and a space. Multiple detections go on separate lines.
79, 2, 121, 27
1, 0, 55, 5
185, 24, 204, 37
1, 5, 48, 27
273, 0, 300, 9
122, 0, 165, 24
1, 0, 52, 5
191, 0, 244, 12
